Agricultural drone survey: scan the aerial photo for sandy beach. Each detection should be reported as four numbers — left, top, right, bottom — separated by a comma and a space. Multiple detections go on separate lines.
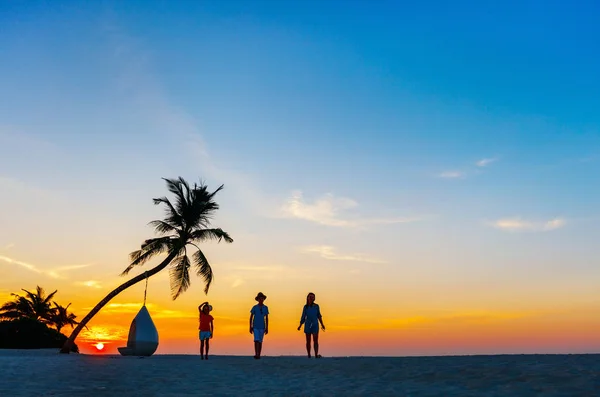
0, 350, 598, 396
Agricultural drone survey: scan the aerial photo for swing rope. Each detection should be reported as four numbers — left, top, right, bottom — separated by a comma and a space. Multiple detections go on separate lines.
143, 271, 149, 306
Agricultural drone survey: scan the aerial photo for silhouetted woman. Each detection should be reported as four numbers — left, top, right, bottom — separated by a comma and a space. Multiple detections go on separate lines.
297, 292, 326, 358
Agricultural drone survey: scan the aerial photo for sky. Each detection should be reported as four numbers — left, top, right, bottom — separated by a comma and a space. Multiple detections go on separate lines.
1, 0, 600, 356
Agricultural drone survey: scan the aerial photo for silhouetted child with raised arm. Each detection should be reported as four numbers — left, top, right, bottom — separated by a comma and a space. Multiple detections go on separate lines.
198, 302, 214, 360
249, 292, 269, 359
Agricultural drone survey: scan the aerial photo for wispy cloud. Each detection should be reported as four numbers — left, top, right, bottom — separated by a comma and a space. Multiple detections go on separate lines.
47, 264, 93, 279
43, 263, 92, 279
302, 245, 386, 264
0, 254, 92, 279
230, 278, 245, 288
438, 171, 465, 179
437, 157, 498, 180
281, 190, 357, 227
280, 190, 419, 228
489, 217, 566, 232
56, 264, 92, 272
76, 280, 102, 289
476, 158, 498, 167
0, 255, 41, 273
1, 243, 15, 250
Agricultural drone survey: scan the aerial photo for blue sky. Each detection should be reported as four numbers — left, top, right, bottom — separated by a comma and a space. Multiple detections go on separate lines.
3, 1, 599, 215
1, 1, 600, 354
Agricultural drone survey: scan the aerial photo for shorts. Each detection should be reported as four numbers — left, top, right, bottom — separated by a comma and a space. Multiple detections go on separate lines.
253, 328, 265, 342
304, 323, 319, 334
199, 331, 212, 341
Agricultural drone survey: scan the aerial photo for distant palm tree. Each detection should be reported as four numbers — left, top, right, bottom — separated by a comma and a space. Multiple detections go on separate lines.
60, 177, 233, 353
0, 296, 34, 320
0, 286, 57, 322
49, 302, 79, 333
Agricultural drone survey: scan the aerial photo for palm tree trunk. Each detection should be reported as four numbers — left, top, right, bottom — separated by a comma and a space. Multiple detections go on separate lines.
59, 251, 178, 353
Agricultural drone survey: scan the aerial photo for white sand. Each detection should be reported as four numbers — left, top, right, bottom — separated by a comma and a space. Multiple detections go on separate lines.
0, 350, 597, 396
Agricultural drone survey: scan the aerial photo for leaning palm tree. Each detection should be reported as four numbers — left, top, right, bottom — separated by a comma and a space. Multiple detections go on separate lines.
49, 302, 79, 333
60, 177, 233, 353
0, 286, 57, 322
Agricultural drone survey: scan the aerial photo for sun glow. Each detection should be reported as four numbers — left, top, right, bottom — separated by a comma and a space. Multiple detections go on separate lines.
94, 342, 105, 351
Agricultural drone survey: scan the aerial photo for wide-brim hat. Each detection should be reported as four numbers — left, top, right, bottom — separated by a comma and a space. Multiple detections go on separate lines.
255, 292, 267, 301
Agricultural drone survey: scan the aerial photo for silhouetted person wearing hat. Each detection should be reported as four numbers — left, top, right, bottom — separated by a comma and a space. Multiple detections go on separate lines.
249, 292, 269, 359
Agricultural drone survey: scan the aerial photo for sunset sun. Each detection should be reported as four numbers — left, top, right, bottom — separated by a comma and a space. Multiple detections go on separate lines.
94, 343, 105, 351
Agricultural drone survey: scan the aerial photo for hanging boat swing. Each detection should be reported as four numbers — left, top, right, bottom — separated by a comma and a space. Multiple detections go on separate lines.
118, 273, 159, 356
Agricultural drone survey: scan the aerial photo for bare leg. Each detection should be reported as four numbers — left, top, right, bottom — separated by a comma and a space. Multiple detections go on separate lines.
254, 341, 259, 358
204, 339, 210, 359
257, 342, 262, 358
313, 333, 321, 358
305, 333, 312, 358
200, 340, 205, 359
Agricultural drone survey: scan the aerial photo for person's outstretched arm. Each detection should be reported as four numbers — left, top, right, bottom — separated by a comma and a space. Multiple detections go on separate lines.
297, 305, 307, 330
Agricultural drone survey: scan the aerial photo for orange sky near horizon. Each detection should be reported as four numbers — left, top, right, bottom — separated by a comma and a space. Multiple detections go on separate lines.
75, 302, 600, 356
2, 247, 600, 357
14, 276, 592, 356
2, 251, 600, 357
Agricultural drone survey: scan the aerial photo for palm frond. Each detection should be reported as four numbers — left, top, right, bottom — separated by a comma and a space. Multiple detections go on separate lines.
192, 249, 214, 294
49, 301, 80, 332
0, 307, 24, 320
123, 237, 174, 275
164, 177, 190, 198
21, 288, 38, 304
190, 228, 234, 243
0, 312, 22, 320
44, 289, 58, 304
152, 197, 184, 228
0, 298, 33, 320
148, 220, 178, 235
207, 184, 224, 199
163, 177, 191, 225
18, 286, 55, 320
169, 254, 191, 300
185, 184, 224, 230
0, 301, 17, 312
